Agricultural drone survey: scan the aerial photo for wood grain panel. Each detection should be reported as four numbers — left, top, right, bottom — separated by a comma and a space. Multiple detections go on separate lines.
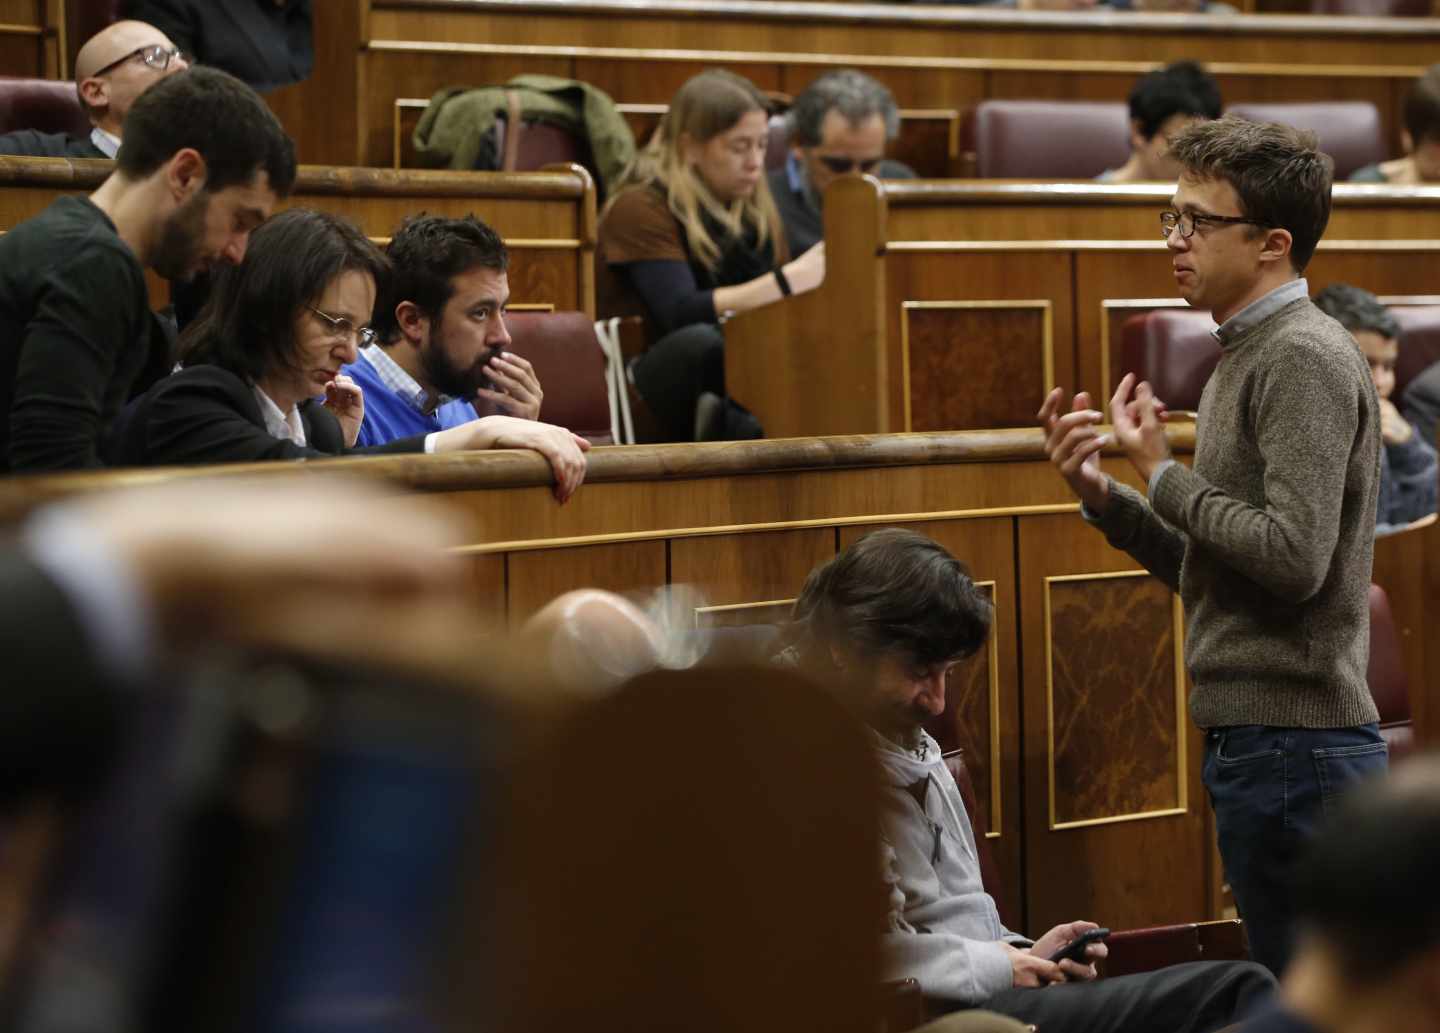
886, 251, 1074, 430
903, 302, 1050, 432
839, 515, 1023, 928
1018, 511, 1209, 934
469, 552, 508, 624
0, 32, 40, 78
1045, 572, 1183, 828
506, 539, 666, 624
669, 528, 835, 613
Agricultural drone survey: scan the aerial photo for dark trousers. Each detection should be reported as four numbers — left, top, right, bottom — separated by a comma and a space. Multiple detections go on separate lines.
1202, 723, 1388, 976
630, 322, 761, 442
979, 960, 1275, 1033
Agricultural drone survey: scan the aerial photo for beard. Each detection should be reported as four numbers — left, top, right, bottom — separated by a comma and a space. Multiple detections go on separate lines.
151, 191, 211, 282
418, 316, 502, 400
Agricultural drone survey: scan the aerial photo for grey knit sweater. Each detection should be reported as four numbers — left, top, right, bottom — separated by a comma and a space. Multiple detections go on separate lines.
1096, 296, 1381, 730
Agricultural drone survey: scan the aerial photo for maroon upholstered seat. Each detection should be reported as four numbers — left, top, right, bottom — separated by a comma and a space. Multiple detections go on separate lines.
766, 111, 789, 172
1119, 308, 1221, 412
0, 77, 90, 138
504, 311, 615, 445
1223, 102, 1384, 180
1367, 584, 1414, 760
972, 100, 1129, 179
1389, 305, 1440, 402
490, 115, 590, 173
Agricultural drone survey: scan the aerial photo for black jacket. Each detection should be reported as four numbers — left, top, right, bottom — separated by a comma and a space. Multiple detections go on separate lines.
0, 129, 106, 160
107, 364, 425, 466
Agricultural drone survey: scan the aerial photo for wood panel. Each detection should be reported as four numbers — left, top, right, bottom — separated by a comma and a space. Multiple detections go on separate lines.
1018, 511, 1209, 935
470, 552, 508, 624
506, 539, 667, 624
0, 157, 597, 316
840, 516, 1024, 929
669, 527, 835, 612
903, 302, 1052, 432
262, 0, 366, 167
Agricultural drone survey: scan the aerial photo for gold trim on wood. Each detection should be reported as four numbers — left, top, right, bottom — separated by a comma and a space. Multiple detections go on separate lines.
507, 303, 557, 312
972, 579, 1004, 840
1098, 298, 1189, 401
693, 597, 796, 627
1043, 570, 1188, 832
900, 300, 1053, 433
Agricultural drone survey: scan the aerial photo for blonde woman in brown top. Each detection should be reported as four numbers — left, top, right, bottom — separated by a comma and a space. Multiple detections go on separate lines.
598, 69, 825, 441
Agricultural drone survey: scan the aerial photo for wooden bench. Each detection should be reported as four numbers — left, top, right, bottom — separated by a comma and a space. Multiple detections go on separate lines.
0, 156, 598, 315
260, 0, 1440, 168
722, 178, 1440, 438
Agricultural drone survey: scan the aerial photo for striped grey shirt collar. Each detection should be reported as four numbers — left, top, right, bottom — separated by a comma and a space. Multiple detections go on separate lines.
1212, 278, 1309, 346
359, 344, 451, 416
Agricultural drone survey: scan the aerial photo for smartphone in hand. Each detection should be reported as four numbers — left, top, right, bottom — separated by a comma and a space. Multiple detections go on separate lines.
1047, 927, 1110, 964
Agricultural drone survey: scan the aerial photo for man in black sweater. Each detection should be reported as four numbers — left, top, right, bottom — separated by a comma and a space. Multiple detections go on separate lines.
0, 66, 295, 473
0, 20, 189, 159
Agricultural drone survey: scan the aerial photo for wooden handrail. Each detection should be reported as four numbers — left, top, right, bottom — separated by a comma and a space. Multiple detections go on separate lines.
880, 181, 1440, 207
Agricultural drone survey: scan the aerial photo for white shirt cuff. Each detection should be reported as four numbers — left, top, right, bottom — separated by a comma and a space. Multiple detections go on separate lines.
22, 507, 156, 685
1148, 459, 1177, 498
423, 432, 439, 454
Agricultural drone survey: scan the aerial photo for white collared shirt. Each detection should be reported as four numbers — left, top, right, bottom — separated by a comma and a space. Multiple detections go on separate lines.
252, 384, 307, 448
90, 126, 120, 159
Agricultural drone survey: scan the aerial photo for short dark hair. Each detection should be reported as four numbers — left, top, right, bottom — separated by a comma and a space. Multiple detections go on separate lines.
372, 213, 509, 345
117, 66, 297, 197
1404, 64, 1440, 148
180, 207, 388, 381
1168, 115, 1333, 273
1313, 283, 1401, 341
787, 69, 900, 148
787, 528, 991, 673
1291, 755, 1440, 981
1128, 61, 1222, 141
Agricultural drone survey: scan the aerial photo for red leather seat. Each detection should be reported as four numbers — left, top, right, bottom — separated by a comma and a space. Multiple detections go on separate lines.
766, 111, 789, 172
504, 311, 615, 445
1223, 102, 1385, 181
1367, 584, 1414, 760
1311, 0, 1428, 12
972, 100, 1130, 179
1389, 305, 1440, 402
1119, 308, 1221, 412
0, 77, 90, 138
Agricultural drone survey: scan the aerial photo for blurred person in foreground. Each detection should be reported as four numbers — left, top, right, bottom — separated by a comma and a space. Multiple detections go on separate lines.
0, 475, 474, 801
1313, 283, 1437, 533
1238, 755, 1440, 1033
108, 207, 589, 503
0, 19, 188, 159
779, 527, 1275, 1030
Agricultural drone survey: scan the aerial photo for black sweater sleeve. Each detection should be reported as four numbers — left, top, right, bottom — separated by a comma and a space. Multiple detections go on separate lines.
9, 244, 147, 472
619, 260, 718, 335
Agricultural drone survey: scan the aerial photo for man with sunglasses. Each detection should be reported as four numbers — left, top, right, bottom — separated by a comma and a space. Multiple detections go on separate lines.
0, 20, 187, 159
768, 70, 915, 255
1039, 116, 1385, 978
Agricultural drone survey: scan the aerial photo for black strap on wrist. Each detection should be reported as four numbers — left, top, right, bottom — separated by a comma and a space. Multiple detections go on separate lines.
773, 266, 793, 297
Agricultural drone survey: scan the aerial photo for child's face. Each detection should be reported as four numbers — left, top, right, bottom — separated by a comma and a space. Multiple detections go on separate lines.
1355, 330, 1399, 400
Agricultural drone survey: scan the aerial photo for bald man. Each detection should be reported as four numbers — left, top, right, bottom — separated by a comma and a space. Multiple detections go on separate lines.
0, 20, 188, 160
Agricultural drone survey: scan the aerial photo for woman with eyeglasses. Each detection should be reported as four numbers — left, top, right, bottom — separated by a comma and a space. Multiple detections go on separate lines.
108, 208, 589, 502
597, 69, 826, 442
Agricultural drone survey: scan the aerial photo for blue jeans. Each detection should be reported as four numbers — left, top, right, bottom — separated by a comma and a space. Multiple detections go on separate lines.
1201, 723, 1387, 976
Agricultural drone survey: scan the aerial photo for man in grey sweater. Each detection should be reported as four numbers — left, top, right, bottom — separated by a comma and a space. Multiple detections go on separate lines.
1039, 116, 1387, 976
782, 528, 1275, 1029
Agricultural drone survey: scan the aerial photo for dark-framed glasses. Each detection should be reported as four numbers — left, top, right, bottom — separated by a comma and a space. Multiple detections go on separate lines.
817, 155, 884, 175
307, 305, 378, 348
93, 44, 187, 78
1159, 210, 1269, 240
